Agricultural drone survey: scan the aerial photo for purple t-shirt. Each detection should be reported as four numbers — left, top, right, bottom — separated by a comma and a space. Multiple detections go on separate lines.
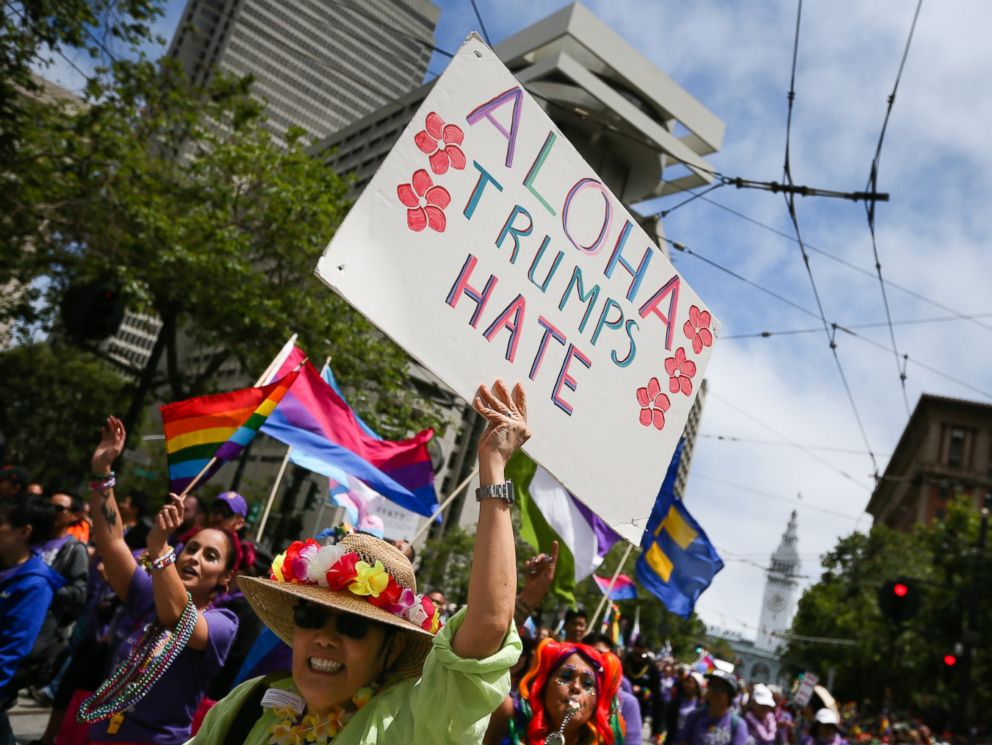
682, 709, 749, 745
89, 569, 237, 745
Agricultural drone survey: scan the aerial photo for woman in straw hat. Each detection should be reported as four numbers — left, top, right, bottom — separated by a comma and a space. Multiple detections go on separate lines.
190, 380, 529, 745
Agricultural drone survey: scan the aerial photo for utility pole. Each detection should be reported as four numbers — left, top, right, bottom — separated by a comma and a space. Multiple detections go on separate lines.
956, 491, 990, 736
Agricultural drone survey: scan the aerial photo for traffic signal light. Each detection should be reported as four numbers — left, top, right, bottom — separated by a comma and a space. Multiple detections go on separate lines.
943, 654, 957, 667
877, 578, 922, 623
60, 281, 125, 341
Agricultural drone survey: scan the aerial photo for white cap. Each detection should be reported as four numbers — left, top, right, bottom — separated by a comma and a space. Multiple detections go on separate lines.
815, 708, 840, 726
751, 684, 775, 707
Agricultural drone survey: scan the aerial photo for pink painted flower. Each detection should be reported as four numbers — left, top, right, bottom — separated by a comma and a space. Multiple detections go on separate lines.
397, 169, 451, 232
636, 377, 671, 430
683, 304, 713, 354
665, 347, 696, 396
414, 112, 466, 175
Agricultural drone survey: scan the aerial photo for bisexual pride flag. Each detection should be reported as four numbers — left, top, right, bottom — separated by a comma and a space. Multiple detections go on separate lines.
261, 348, 438, 517
593, 573, 638, 601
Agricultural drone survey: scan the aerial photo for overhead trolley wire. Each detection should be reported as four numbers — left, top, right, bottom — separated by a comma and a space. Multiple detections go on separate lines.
690, 192, 992, 334
469, 0, 493, 46
660, 236, 992, 401
723, 312, 992, 340
862, 0, 926, 417
778, 0, 880, 482
707, 389, 870, 489
701, 433, 889, 458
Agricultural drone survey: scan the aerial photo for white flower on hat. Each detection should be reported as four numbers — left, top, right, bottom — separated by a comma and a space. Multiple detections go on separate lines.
308, 543, 347, 585
404, 602, 429, 628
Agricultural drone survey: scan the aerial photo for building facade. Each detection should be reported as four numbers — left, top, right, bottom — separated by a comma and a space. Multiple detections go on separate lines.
168, 0, 440, 146
867, 394, 992, 531
309, 2, 725, 534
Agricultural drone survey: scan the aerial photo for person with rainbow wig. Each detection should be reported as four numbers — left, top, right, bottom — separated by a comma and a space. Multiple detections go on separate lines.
487, 637, 626, 745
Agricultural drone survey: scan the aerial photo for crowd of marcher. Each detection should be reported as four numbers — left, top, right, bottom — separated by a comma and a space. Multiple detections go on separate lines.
0, 382, 971, 744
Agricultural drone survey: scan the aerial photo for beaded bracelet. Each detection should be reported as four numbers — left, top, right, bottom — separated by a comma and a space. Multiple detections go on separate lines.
77, 592, 198, 723
89, 471, 116, 492
150, 549, 176, 571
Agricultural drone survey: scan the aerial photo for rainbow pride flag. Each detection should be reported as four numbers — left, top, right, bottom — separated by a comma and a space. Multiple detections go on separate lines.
160, 369, 300, 494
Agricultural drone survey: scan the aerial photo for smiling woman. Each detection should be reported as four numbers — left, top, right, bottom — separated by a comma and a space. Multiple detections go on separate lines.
188, 379, 528, 745
76, 416, 241, 745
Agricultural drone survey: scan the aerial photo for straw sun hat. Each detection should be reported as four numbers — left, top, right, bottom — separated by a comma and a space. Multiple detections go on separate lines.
239, 533, 436, 680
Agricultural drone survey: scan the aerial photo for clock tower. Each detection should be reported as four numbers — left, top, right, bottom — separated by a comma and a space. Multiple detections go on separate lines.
756, 511, 800, 651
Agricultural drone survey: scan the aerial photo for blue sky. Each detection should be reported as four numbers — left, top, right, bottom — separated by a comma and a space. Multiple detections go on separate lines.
37, 0, 992, 640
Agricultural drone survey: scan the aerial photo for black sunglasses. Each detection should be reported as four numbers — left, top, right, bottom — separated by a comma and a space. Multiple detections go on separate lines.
292, 602, 374, 640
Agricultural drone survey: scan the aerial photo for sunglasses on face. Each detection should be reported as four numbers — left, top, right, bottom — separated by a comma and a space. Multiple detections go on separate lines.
292, 602, 373, 640
554, 666, 598, 695
52, 505, 71, 513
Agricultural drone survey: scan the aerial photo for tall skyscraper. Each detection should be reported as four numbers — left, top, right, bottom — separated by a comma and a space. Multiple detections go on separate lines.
168, 0, 441, 145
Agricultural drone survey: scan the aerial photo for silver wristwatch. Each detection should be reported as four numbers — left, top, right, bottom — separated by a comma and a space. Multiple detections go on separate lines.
475, 480, 515, 504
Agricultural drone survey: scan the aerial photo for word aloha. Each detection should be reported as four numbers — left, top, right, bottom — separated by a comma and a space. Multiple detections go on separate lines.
272, 540, 441, 634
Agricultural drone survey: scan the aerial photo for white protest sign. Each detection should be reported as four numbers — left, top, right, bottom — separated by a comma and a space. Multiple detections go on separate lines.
377, 501, 423, 542
316, 35, 719, 544
794, 672, 819, 706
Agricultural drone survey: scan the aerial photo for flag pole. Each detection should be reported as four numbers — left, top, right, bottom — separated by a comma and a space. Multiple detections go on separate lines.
255, 355, 327, 542
410, 465, 479, 543
589, 542, 635, 631
255, 446, 292, 542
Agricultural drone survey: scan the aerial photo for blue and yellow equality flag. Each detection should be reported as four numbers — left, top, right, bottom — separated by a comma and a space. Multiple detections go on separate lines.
635, 441, 724, 617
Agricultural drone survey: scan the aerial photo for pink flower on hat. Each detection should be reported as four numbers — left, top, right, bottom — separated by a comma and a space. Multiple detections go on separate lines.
683, 304, 713, 354
636, 377, 670, 430
414, 112, 466, 175
665, 347, 696, 396
397, 169, 451, 233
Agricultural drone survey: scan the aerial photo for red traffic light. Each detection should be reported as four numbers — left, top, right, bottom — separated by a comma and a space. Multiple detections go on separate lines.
943, 654, 957, 667
893, 583, 909, 597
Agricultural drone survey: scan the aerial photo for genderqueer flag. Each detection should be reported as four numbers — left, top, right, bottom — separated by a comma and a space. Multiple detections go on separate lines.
507, 452, 622, 606
635, 440, 724, 617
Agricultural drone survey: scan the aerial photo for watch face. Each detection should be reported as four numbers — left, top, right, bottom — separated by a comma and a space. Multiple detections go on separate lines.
767, 593, 786, 612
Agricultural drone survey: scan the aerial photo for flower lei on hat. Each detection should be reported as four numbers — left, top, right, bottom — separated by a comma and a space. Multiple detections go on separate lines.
270, 538, 442, 634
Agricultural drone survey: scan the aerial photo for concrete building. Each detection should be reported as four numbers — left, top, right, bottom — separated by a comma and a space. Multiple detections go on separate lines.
867, 394, 992, 531
168, 0, 440, 146
310, 2, 725, 535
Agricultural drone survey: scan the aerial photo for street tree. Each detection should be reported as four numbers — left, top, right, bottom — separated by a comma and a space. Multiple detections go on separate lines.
783, 497, 991, 726
3, 55, 442, 438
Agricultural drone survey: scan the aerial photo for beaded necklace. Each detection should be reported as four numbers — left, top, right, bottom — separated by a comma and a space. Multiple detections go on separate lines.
267, 686, 376, 745
77, 592, 198, 723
